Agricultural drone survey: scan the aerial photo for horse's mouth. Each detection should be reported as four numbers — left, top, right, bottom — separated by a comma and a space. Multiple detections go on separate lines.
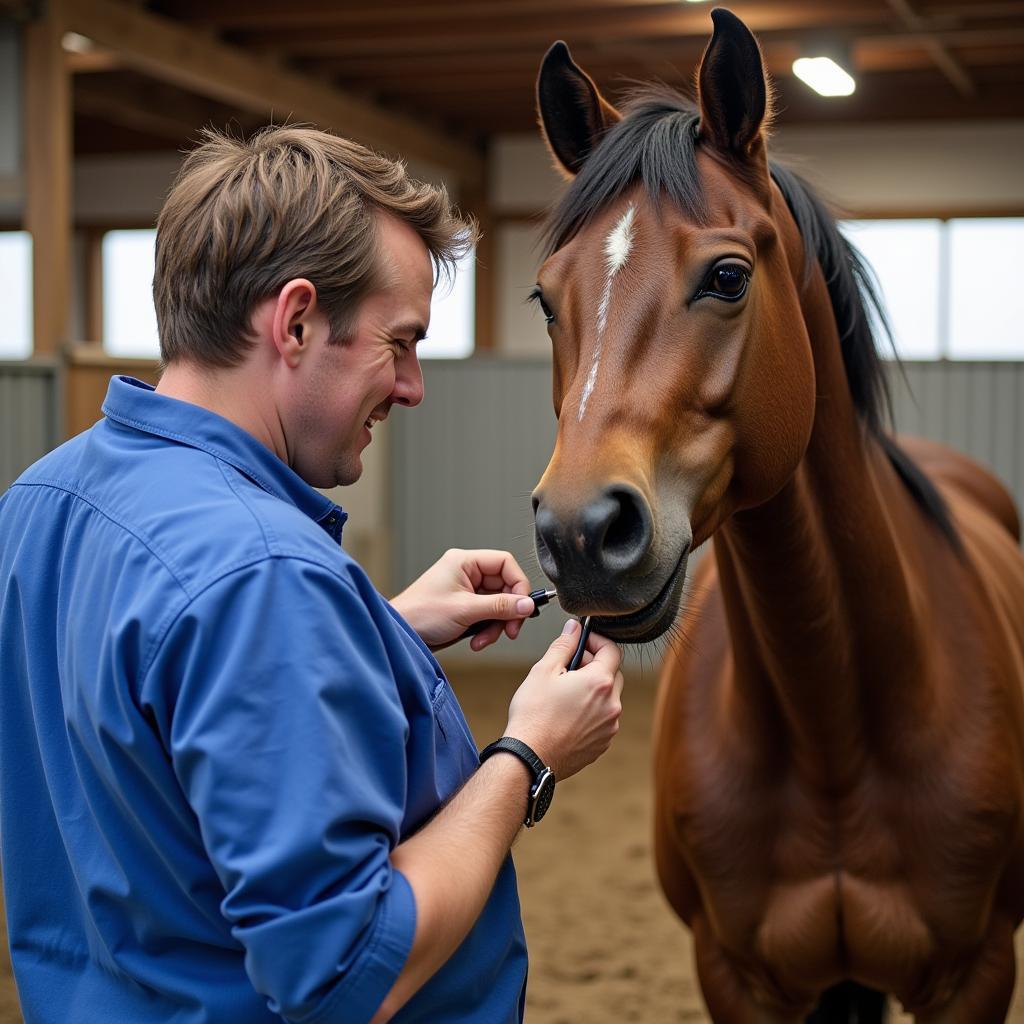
586, 551, 689, 644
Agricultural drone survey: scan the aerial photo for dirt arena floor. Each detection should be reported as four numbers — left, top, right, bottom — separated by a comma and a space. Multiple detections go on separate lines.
1, 663, 1022, 1022
450, 663, 1024, 1024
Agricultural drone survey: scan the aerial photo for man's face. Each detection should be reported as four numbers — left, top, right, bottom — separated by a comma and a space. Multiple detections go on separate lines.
291, 215, 434, 488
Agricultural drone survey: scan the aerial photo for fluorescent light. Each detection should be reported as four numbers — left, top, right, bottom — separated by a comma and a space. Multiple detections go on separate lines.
61, 32, 94, 53
793, 56, 856, 97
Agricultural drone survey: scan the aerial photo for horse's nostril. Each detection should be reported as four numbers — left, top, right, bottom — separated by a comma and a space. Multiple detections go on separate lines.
600, 487, 652, 572
534, 486, 652, 579
533, 504, 561, 582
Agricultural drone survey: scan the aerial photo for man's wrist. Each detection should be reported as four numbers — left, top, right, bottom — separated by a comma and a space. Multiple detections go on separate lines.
476, 745, 533, 783
479, 737, 556, 827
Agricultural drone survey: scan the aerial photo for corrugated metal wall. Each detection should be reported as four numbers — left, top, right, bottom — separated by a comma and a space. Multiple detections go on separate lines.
889, 362, 1023, 511
1, 357, 1020, 633
0, 361, 61, 493
393, 359, 1024, 663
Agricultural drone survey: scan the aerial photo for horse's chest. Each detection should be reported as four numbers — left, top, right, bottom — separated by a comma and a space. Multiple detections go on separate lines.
678, 770, 1013, 1003
750, 872, 936, 995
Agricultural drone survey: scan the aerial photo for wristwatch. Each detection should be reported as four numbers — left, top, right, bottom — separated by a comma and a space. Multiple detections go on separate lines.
479, 737, 556, 827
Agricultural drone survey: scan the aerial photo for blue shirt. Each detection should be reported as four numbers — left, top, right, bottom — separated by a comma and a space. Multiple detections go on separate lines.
0, 376, 527, 1024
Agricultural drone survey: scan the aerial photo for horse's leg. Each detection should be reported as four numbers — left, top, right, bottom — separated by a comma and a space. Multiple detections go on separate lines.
693, 916, 803, 1024
912, 918, 1016, 1024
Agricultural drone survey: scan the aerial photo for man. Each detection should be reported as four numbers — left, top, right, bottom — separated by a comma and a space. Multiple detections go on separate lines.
0, 126, 623, 1024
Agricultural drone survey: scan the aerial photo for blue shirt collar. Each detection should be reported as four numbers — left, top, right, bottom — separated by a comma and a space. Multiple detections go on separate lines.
102, 376, 347, 542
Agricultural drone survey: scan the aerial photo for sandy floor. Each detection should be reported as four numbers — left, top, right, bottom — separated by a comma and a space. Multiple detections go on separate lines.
0, 664, 1022, 1022
449, 662, 1024, 1024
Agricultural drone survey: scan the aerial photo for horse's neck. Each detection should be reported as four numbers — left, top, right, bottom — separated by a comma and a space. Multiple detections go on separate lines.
713, 286, 927, 780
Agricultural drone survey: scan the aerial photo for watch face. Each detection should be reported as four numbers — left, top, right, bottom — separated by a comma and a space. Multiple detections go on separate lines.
528, 768, 555, 825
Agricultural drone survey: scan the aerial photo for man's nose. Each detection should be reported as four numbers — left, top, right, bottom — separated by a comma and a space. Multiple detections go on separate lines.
393, 355, 424, 408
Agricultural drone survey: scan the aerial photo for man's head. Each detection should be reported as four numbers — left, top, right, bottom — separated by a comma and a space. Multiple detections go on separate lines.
153, 125, 475, 486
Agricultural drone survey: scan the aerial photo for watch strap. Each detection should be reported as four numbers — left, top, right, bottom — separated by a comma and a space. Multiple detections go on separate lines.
479, 736, 547, 781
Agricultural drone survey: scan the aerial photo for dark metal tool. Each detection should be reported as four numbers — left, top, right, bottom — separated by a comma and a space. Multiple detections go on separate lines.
568, 616, 593, 671
458, 587, 559, 641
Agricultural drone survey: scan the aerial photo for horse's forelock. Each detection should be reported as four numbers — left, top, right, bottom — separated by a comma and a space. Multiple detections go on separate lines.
542, 87, 706, 258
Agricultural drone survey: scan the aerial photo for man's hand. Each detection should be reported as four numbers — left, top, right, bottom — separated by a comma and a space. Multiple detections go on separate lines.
389, 548, 536, 651
504, 619, 624, 780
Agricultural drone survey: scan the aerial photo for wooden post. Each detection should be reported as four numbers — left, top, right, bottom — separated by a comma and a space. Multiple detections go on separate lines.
83, 227, 105, 344
24, 0, 72, 357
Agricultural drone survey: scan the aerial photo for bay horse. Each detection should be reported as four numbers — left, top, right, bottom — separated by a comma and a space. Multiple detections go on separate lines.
530, 9, 1024, 1022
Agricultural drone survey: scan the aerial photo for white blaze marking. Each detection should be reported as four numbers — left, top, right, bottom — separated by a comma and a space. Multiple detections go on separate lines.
580, 204, 635, 421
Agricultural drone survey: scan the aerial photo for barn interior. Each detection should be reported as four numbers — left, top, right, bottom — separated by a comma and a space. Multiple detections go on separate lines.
2, 0, 1024, 1019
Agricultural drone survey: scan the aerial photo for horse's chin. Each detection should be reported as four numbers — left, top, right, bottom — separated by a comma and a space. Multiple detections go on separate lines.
587, 552, 689, 644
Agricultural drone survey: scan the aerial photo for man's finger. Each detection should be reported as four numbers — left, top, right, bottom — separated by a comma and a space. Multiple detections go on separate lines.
613, 670, 625, 700
539, 618, 583, 670
480, 591, 535, 621
461, 550, 531, 593
585, 633, 623, 674
469, 622, 504, 651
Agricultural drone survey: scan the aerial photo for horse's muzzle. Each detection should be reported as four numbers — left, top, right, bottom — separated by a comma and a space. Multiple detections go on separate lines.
533, 483, 690, 639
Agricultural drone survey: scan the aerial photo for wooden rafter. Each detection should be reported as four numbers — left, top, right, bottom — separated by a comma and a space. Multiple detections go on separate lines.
74, 74, 260, 143
886, 0, 977, 96
227, 4, 893, 58
59, 0, 484, 186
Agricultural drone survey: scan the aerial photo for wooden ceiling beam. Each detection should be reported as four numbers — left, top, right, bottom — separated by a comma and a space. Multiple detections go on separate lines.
886, 0, 976, 95
58, 0, 484, 185
350, 44, 1024, 101
167, 0, 682, 29
74, 88, 210, 141
65, 48, 122, 72
435, 68, 1024, 132
928, 1, 1024, 19
229, 4, 894, 58
164, 0, 1024, 32
310, 20, 1024, 80
74, 74, 260, 142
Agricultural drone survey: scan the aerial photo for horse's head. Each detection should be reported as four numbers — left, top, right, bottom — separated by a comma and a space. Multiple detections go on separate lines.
531, 10, 819, 642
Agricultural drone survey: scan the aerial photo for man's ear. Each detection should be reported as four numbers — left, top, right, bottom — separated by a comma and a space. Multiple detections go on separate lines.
272, 279, 318, 368
536, 41, 621, 179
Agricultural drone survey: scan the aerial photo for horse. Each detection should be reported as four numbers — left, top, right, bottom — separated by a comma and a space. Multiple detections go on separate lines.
528, 9, 1024, 1022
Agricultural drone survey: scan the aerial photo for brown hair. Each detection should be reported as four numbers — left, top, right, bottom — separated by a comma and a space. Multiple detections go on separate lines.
153, 125, 476, 367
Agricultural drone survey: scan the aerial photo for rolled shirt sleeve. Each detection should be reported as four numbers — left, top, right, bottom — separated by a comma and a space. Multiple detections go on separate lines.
141, 555, 417, 1023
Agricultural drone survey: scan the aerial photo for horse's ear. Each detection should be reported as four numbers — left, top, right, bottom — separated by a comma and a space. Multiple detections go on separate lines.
697, 9, 771, 160
537, 41, 622, 179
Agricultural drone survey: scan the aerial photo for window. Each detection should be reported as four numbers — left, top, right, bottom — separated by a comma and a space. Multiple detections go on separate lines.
102, 229, 159, 358
947, 219, 1024, 359
99, 230, 476, 360
421, 245, 475, 359
0, 231, 33, 359
840, 220, 942, 360
840, 217, 1024, 360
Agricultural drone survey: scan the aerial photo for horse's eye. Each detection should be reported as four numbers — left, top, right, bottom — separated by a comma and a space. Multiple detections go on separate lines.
697, 262, 750, 302
529, 287, 557, 325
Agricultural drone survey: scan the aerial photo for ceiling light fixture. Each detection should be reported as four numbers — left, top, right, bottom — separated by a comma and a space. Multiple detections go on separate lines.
792, 55, 857, 97
61, 32, 94, 53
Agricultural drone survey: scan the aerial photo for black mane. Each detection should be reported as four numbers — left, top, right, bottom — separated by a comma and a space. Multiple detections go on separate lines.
542, 86, 959, 548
